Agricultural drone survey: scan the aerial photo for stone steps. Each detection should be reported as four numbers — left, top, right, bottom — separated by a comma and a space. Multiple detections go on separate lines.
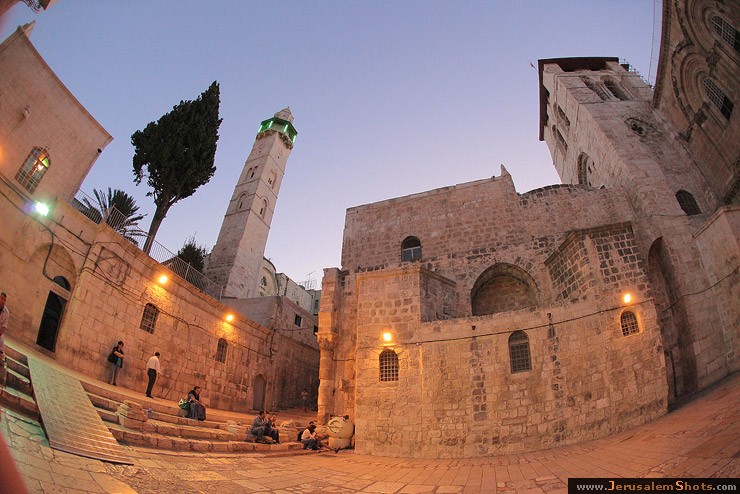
107, 421, 306, 454
0, 348, 38, 420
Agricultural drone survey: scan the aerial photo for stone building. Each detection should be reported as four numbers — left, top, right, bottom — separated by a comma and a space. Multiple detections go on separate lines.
0, 25, 319, 412
317, 0, 738, 458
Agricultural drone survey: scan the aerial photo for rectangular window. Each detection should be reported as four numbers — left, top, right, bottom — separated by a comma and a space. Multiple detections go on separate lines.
294, 314, 302, 327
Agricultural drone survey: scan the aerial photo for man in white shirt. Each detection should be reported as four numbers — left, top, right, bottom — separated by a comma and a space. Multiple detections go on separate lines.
0, 292, 9, 368
145, 352, 161, 398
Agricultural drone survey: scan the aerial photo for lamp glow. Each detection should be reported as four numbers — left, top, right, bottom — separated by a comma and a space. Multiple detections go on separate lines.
225, 314, 234, 322
33, 201, 49, 216
382, 332, 393, 342
623, 293, 632, 304
158, 274, 168, 285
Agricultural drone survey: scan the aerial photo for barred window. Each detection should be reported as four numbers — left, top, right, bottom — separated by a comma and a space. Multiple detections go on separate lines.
379, 348, 399, 382
401, 236, 422, 262
508, 331, 532, 373
139, 303, 159, 334
215, 338, 227, 363
16, 148, 50, 193
703, 78, 734, 119
710, 16, 740, 53
676, 190, 701, 216
620, 311, 640, 336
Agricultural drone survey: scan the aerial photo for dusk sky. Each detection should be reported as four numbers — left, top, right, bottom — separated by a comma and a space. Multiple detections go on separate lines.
1, 1, 658, 288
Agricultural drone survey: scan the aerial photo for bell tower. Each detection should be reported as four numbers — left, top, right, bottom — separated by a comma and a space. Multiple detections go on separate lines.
206, 108, 297, 299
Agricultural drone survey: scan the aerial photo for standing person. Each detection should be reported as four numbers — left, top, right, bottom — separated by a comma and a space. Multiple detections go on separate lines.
0, 293, 8, 368
106, 341, 124, 386
145, 352, 161, 398
186, 386, 206, 420
301, 387, 309, 412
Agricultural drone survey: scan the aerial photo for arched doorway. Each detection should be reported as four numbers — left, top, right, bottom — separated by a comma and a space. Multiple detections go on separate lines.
253, 374, 266, 410
36, 276, 70, 352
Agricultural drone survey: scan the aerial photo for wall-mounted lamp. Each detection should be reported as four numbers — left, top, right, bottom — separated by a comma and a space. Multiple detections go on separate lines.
225, 314, 234, 323
622, 293, 632, 304
157, 274, 168, 285
33, 201, 49, 216
382, 332, 393, 343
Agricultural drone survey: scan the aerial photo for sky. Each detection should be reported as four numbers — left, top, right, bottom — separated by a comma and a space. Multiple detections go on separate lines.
0, 1, 659, 288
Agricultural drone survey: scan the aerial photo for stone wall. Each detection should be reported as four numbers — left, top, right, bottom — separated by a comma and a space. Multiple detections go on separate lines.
0, 26, 111, 202
319, 174, 668, 457
0, 179, 319, 412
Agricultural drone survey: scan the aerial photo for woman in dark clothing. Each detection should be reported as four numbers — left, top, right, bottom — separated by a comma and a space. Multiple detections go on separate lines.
107, 341, 124, 385
186, 386, 206, 420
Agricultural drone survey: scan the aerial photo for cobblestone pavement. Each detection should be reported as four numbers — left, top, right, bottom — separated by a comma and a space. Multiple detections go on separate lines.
2, 375, 738, 493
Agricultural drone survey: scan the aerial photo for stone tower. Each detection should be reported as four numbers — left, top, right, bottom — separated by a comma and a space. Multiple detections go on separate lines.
538, 58, 733, 403
206, 108, 297, 299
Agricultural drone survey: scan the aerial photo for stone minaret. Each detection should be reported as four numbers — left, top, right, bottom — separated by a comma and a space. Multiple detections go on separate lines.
206, 108, 297, 299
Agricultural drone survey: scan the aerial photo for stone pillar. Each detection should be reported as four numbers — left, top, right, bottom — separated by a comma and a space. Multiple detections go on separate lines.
317, 337, 335, 424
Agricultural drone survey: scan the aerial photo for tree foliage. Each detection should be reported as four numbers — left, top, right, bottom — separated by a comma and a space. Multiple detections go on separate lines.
176, 235, 208, 273
132, 81, 222, 253
81, 187, 145, 242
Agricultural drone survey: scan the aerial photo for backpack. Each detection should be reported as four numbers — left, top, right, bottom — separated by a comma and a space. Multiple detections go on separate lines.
178, 397, 190, 410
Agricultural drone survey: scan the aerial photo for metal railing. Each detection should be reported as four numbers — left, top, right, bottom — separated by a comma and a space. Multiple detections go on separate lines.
71, 190, 224, 299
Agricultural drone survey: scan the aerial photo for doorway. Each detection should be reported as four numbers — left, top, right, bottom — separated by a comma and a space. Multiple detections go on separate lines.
36, 276, 69, 352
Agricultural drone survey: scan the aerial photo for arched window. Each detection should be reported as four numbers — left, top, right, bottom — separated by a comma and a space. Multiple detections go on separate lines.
140, 303, 159, 334
603, 78, 629, 100
259, 198, 268, 217
508, 331, 531, 373
675, 190, 701, 216
268, 170, 277, 189
710, 16, 739, 53
379, 348, 399, 382
249, 166, 258, 179
703, 78, 734, 119
261, 276, 267, 287
620, 311, 640, 336
215, 338, 227, 363
577, 153, 595, 186
401, 236, 422, 262
237, 193, 248, 210
16, 147, 50, 193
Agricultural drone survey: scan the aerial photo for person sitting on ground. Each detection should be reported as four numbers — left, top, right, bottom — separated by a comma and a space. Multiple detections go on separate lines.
301, 423, 321, 450
251, 410, 271, 443
186, 386, 206, 421
265, 412, 280, 444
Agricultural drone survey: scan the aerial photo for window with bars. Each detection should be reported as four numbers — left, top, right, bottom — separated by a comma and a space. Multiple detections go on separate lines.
139, 303, 159, 334
675, 190, 701, 216
703, 78, 734, 119
620, 311, 640, 336
16, 148, 50, 193
401, 236, 422, 262
710, 16, 740, 53
508, 331, 532, 373
379, 348, 399, 382
215, 338, 227, 363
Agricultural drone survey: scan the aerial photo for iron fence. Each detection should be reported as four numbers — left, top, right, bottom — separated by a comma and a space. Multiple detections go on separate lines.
70, 190, 224, 299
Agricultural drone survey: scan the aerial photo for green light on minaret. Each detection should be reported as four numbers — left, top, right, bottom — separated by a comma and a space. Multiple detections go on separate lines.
258, 117, 297, 143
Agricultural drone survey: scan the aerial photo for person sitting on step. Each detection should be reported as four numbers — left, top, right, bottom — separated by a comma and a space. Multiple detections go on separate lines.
250, 410, 272, 443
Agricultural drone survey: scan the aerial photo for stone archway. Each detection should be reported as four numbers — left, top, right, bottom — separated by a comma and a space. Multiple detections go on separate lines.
471, 263, 538, 316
